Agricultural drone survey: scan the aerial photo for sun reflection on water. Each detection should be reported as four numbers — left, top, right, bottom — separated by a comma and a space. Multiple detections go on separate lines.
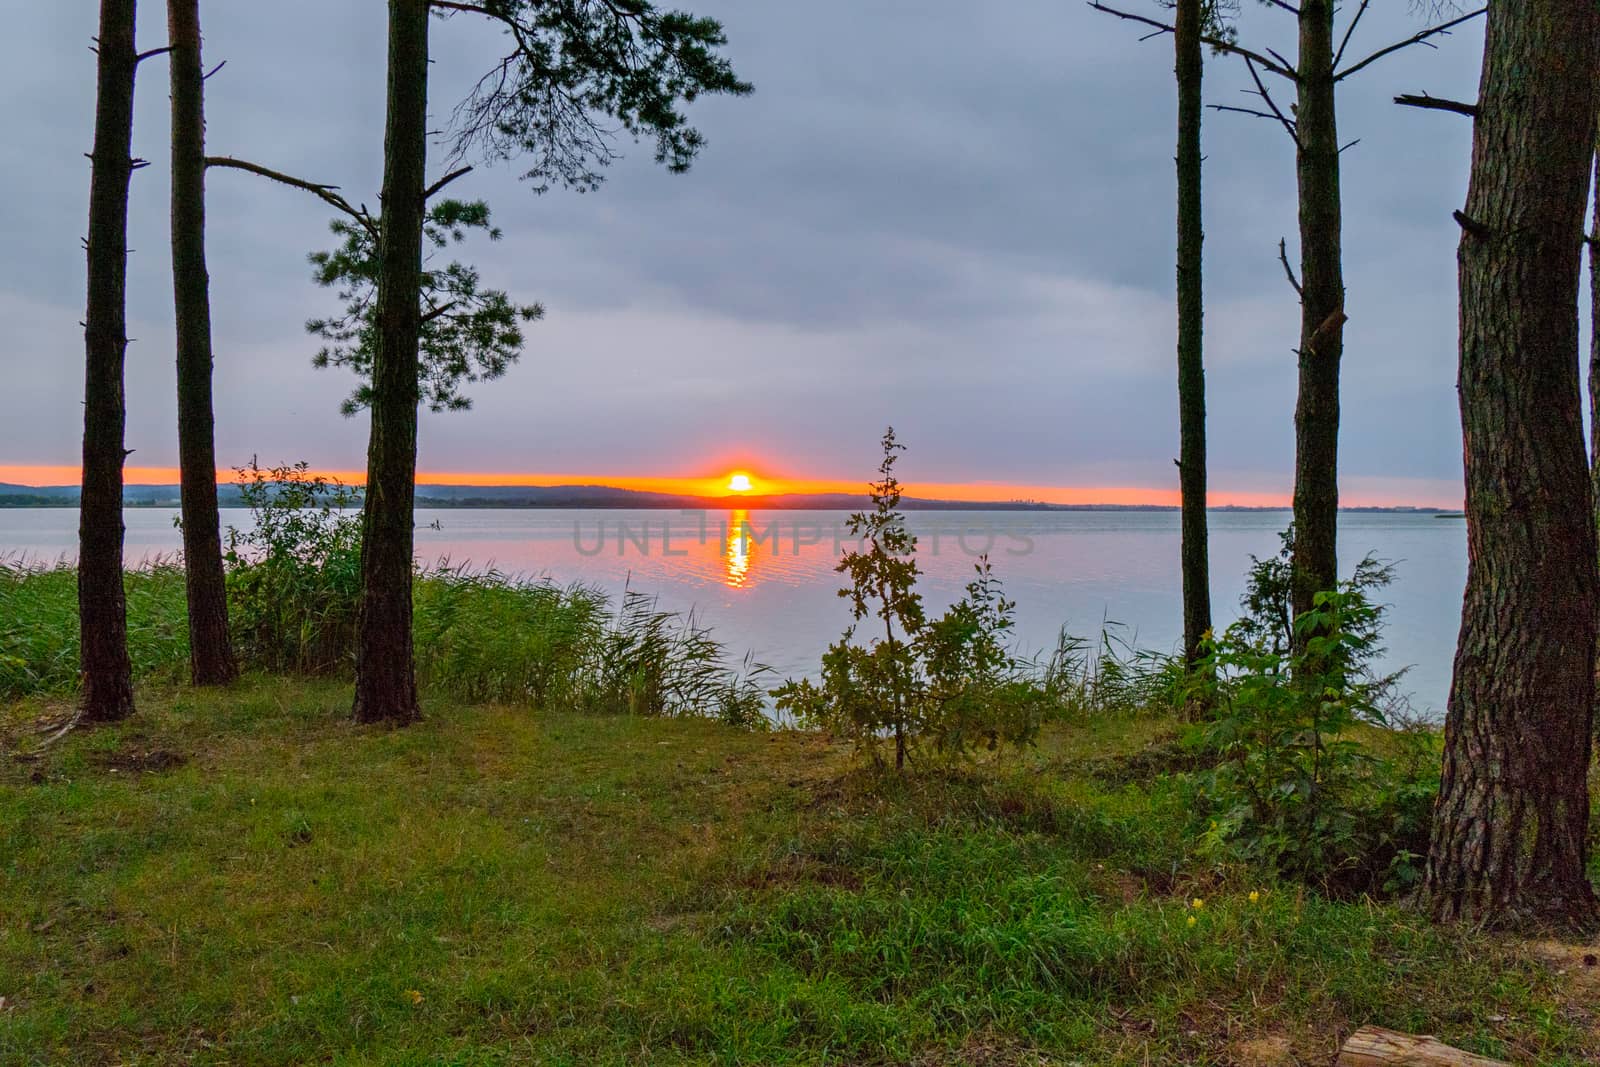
724, 509, 754, 588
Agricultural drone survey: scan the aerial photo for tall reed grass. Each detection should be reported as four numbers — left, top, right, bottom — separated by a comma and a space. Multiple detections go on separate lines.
0, 557, 190, 699
0, 557, 770, 726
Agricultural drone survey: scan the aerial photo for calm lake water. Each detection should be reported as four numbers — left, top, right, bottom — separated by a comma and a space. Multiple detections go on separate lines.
1, 507, 1467, 714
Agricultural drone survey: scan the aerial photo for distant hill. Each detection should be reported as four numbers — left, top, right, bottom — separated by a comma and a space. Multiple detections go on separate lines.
0, 481, 1455, 513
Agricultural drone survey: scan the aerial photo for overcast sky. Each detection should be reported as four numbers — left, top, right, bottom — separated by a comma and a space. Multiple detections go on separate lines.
1, 1, 1515, 505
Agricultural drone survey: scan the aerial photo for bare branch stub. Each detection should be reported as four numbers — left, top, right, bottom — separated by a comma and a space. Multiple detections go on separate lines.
1452, 209, 1491, 240
1394, 92, 1477, 117
424, 166, 474, 201
1279, 238, 1303, 298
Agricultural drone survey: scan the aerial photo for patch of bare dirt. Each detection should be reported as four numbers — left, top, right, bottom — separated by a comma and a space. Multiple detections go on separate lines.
1234, 1033, 1297, 1067
90, 747, 188, 775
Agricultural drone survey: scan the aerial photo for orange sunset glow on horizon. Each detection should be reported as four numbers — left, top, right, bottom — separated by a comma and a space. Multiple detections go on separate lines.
0, 462, 1461, 510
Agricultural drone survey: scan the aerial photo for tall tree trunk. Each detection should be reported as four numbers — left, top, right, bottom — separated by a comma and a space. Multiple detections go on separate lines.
79, 0, 140, 724
1422, 0, 1600, 928
1174, 0, 1211, 684
169, 0, 237, 687
1290, 0, 1345, 626
1589, 143, 1600, 529
352, 0, 428, 725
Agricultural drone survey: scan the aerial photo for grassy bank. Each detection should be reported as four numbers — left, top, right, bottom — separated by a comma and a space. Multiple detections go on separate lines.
3, 677, 1596, 1065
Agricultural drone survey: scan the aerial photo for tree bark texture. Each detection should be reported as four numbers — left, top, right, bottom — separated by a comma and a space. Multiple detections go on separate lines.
170, 0, 238, 687
79, 0, 140, 724
1175, 0, 1212, 676
352, 0, 429, 726
1290, 0, 1345, 625
1422, 0, 1600, 928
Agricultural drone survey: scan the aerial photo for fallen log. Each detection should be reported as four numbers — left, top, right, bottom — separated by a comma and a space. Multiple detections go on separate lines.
1336, 1027, 1511, 1066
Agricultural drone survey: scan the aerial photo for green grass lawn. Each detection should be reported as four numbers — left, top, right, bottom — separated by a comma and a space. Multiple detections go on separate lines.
2, 678, 1595, 1065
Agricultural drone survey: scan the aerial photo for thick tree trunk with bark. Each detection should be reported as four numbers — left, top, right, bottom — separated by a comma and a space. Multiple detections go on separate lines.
1289, 0, 1345, 625
352, 0, 428, 725
1174, 0, 1211, 680
79, 0, 140, 724
169, 0, 237, 687
1422, 0, 1600, 928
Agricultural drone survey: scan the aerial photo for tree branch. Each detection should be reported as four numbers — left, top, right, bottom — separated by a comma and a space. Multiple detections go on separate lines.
1209, 104, 1283, 122
135, 45, 173, 64
1087, 2, 1299, 81
1244, 56, 1298, 145
1394, 92, 1477, 118
424, 165, 474, 200
1331, 0, 1371, 71
421, 300, 461, 324
1335, 7, 1486, 82
205, 156, 377, 235
1278, 238, 1303, 298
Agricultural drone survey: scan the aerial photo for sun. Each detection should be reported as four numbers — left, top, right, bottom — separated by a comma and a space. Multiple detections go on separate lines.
726, 472, 754, 493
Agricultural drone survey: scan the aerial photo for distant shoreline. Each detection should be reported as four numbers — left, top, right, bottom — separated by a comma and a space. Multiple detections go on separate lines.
0, 483, 1456, 515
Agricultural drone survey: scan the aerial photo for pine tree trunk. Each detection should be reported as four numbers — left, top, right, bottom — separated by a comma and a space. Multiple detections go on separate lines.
1174, 0, 1211, 681
1290, 0, 1345, 625
79, 0, 140, 725
1422, 0, 1600, 928
1588, 144, 1599, 532
352, 0, 428, 726
169, 0, 238, 687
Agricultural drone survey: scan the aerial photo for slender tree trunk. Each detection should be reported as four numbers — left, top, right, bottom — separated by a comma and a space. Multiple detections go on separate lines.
169, 0, 237, 687
1422, 0, 1600, 928
1589, 143, 1600, 531
1290, 0, 1345, 626
352, 0, 428, 725
79, 0, 140, 724
1174, 0, 1211, 685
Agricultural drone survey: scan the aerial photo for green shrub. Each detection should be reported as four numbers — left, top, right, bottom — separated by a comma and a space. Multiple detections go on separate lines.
774, 429, 1043, 766
224, 460, 363, 674
1184, 547, 1438, 895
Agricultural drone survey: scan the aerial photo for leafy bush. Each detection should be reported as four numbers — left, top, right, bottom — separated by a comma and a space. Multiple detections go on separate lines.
774, 429, 1043, 766
1184, 546, 1438, 895
224, 460, 363, 674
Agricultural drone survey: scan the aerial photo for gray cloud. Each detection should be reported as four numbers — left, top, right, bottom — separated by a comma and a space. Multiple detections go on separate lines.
0, 0, 1506, 503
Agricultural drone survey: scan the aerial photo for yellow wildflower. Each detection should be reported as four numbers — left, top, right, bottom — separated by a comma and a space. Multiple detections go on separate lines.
405, 989, 423, 1006
1191, 898, 1204, 910
1249, 891, 1260, 904
1186, 915, 1197, 927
